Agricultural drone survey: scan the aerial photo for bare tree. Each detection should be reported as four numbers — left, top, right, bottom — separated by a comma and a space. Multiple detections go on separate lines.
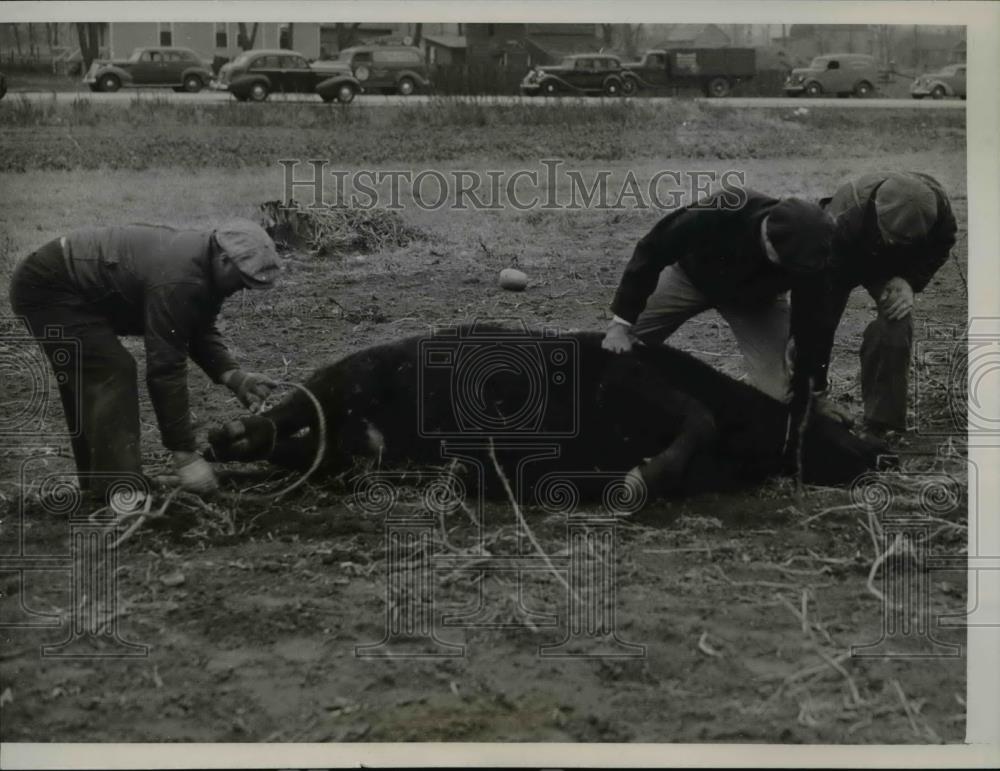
621, 24, 643, 59
873, 25, 895, 70
334, 22, 362, 51
237, 22, 259, 51
75, 22, 102, 70
600, 23, 614, 49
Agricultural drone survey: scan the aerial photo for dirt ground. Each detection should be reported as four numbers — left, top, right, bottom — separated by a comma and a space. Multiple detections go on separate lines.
0, 104, 969, 743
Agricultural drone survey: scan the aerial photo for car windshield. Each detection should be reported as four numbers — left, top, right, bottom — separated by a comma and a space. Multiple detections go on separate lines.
559, 57, 577, 68
129, 49, 145, 62
809, 57, 829, 69
231, 52, 253, 67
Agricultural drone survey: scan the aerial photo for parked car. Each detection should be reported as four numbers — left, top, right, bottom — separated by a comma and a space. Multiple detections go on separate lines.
213, 49, 360, 103
82, 47, 213, 92
0, 72, 6, 101
621, 48, 756, 97
336, 45, 431, 95
784, 53, 878, 98
521, 54, 627, 97
911, 63, 966, 99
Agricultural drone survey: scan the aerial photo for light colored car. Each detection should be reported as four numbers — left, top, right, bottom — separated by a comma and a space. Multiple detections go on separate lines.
911, 63, 966, 100
784, 53, 878, 98
82, 47, 213, 92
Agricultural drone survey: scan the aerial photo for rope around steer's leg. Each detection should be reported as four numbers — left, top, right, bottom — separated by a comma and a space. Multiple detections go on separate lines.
216, 380, 328, 502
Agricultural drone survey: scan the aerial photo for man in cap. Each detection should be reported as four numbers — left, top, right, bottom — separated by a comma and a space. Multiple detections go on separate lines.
810, 171, 958, 437
9, 219, 281, 503
602, 189, 837, 407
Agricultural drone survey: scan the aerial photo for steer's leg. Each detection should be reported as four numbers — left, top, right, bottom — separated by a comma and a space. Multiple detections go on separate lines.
207, 389, 317, 463
601, 356, 717, 496
636, 405, 717, 496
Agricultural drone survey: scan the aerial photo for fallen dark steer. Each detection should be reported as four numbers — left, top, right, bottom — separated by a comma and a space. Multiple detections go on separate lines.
206, 325, 887, 502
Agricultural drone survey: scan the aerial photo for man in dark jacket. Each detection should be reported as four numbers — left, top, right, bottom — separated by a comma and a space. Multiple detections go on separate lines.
814, 171, 958, 434
602, 190, 837, 408
9, 220, 281, 502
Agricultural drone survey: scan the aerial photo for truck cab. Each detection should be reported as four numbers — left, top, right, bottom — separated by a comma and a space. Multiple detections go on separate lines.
622, 48, 756, 97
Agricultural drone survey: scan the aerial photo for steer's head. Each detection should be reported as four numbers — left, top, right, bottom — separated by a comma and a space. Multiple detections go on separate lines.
205, 417, 277, 463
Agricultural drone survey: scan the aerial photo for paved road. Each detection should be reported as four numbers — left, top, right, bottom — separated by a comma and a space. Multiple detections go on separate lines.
6, 89, 966, 109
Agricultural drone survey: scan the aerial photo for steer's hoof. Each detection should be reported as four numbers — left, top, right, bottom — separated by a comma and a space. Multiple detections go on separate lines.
207, 418, 275, 461
620, 467, 649, 512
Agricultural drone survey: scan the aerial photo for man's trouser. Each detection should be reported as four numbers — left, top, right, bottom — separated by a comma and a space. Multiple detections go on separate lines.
8, 239, 142, 497
630, 264, 791, 401
860, 283, 913, 431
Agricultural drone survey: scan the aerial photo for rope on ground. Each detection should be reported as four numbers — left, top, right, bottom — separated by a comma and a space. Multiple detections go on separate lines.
108, 380, 326, 547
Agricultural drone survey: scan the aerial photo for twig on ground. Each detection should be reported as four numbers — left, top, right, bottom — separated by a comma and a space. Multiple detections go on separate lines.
891, 679, 922, 738
487, 439, 577, 603
800, 503, 858, 527
817, 648, 863, 707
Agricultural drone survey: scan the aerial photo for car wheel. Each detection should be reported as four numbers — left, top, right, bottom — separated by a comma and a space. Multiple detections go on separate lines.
707, 76, 731, 97
603, 78, 622, 97
183, 75, 203, 93
854, 80, 873, 98
99, 74, 121, 92
621, 77, 637, 96
931, 85, 946, 99
397, 76, 415, 96
542, 81, 559, 96
250, 82, 269, 102
804, 81, 822, 97
336, 84, 356, 104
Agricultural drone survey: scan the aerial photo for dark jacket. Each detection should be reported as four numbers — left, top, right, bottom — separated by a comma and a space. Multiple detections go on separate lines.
825, 172, 957, 294
804, 173, 958, 391
62, 225, 239, 451
610, 190, 830, 396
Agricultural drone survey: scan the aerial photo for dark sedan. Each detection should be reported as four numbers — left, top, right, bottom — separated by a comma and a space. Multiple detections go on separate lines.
212, 49, 360, 103
82, 47, 212, 92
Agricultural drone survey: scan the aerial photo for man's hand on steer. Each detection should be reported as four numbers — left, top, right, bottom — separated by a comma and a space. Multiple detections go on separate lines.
222, 369, 278, 413
602, 321, 634, 354
878, 276, 914, 321
173, 451, 218, 494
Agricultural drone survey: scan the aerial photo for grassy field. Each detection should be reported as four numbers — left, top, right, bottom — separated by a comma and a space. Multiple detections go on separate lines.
0, 103, 970, 743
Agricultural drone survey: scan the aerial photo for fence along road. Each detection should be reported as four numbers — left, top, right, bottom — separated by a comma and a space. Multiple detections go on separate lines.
5, 89, 968, 109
